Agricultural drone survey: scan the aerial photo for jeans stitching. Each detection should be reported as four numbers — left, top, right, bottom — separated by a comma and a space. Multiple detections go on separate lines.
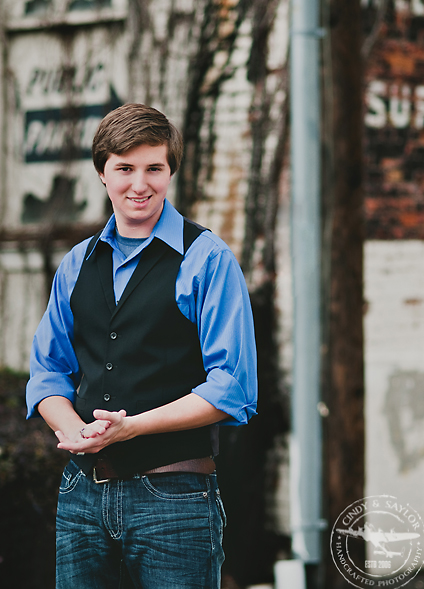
118, 480, 123, 538
205, 476, 215, 554
215, 490, 227, 535
59, 468, 84, 494
102, 482, 124, 540
102, 483, 109, 537
141, 475, 208, 500
206, 477, 219, 588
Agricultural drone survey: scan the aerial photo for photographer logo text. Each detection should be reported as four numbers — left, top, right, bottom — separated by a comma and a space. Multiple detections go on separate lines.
330, 495, 423, 588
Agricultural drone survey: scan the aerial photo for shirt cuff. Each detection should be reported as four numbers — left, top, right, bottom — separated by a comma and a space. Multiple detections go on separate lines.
26, 373, 76, 419
192, 367, 257, 426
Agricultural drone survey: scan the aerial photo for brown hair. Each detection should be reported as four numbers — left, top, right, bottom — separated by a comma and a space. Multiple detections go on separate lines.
92, 103, 184, 175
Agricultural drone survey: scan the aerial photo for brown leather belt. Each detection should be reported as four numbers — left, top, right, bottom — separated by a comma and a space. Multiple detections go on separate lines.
93, 456, 216, 483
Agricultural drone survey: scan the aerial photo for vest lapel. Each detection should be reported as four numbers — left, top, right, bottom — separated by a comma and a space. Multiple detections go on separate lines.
112, 238, 175, 319
96, 243, 116, 314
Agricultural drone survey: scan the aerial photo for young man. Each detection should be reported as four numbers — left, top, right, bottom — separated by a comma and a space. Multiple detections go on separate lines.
26, 103, 257, 589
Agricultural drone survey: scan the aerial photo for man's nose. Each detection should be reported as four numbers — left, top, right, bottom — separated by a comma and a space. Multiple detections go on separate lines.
132, 172, 148, 194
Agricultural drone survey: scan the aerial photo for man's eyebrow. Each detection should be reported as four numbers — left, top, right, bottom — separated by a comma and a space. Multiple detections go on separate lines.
114, 160, 133, 167
114, 161, 166, 167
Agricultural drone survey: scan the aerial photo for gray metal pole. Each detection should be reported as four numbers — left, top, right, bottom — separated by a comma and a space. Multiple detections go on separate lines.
289, 0, 323, 564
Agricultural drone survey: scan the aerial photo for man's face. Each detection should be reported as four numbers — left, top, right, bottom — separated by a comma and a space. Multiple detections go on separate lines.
99, 143, 172, 237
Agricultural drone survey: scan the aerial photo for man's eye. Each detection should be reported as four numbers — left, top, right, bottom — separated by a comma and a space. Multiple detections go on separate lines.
119, 167, 132, 172
149, 167, 161, 172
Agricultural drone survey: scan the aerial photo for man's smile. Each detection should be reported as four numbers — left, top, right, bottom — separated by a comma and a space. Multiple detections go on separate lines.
130, 195, 152, 203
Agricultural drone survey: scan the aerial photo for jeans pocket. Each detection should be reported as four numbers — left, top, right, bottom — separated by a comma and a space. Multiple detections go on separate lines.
141, 473, 209, 500
59, 460, 84, 494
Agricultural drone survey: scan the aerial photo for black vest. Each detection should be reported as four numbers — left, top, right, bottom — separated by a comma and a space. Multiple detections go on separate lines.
71, 220, 213, 476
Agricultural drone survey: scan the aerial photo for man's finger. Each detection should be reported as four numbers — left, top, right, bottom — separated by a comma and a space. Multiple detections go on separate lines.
93, 409, 125, 422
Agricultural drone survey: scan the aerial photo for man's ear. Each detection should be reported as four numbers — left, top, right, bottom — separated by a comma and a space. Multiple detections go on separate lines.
99, 174, 106, 185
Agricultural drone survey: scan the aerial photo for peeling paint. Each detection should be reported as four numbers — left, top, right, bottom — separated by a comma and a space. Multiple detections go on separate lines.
385, 370, 424, 473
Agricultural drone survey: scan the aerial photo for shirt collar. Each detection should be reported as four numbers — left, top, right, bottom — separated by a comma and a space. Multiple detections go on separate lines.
87, 199, 184, 259
152, 199, 184, 254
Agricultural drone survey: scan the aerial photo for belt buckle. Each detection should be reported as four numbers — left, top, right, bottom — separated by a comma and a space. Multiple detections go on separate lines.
93, 467, 110, 484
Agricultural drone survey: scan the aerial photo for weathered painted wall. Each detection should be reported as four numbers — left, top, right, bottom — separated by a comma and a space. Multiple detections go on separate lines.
365, 240, 424, 506
362, 0, 424, 518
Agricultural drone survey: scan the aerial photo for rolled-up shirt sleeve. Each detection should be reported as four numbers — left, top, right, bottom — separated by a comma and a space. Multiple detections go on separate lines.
178, 233, 258, 425
26, 245, 85, 418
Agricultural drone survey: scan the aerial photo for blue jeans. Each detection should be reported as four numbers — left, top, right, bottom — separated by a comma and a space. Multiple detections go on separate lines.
56, 460, 226, 589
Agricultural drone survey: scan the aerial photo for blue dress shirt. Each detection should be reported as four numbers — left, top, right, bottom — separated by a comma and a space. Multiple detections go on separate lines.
26, 199, 258, 426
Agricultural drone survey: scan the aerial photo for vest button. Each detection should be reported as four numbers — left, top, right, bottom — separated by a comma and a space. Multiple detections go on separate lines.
106, 362, 113, 371
103, 393, 111, 402
110, 332, 117, 340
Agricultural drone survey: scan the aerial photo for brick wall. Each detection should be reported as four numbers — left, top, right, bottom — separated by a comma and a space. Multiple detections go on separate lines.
363, 0, 424, 238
